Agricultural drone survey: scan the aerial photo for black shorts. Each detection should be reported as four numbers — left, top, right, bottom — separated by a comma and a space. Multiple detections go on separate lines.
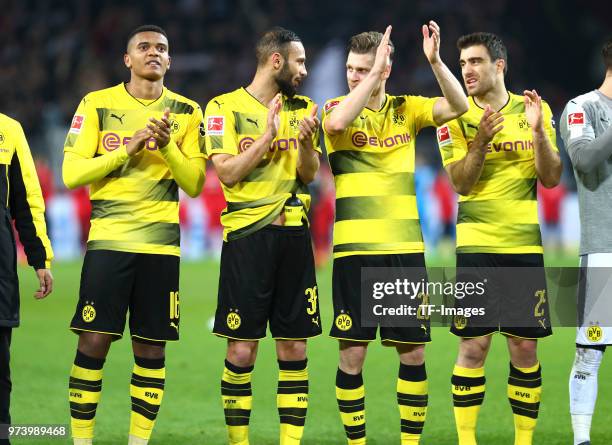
213, 225, 321, 340
450, 253, 552, 339
70, 250, 180, 342
329, 253, 431, 344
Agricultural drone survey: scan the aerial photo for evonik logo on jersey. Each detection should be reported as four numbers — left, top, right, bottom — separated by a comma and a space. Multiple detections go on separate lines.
351, 131, 411, 148
238, 136, 298, 153
102, 133, 159, 152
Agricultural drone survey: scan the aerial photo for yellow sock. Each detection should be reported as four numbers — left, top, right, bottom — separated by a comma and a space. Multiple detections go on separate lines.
277, 359, 309, 445
508, 362, 541, 445
336, 368, 366, 445
222, 360, 253, 445
397, 363, 428, 445
129, 356, 165, 441
452, 365, 485, 445
69, 351, 104, 440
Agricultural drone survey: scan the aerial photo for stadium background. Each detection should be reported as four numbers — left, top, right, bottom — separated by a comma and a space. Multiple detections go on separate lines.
2, 0, 611, 443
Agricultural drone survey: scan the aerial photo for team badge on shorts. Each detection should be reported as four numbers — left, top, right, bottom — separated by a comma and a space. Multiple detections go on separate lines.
454, 315, 467, 330
82, 303, 96, 323
587, 325, 603, 342
335, 312, 353, 331
226, 310, 242, 330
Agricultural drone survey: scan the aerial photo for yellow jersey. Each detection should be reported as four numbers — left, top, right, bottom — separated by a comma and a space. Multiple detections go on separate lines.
204, 87, 321, 241
0, 114, 53, 269
322, 94, 438, 258
63, 83, 206, 256
437, 92, 558, 254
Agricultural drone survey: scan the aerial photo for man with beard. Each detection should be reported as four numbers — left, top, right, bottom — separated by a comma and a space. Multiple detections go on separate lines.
204, 27, 321, 445
437, 32, 561, 445
63, 25, 206, 445
322, 24, 468, 444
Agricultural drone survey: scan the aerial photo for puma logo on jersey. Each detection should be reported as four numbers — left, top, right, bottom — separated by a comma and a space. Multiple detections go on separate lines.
111, 113, 125, 124
214, 100, 224, 109
246, 118, 259, 128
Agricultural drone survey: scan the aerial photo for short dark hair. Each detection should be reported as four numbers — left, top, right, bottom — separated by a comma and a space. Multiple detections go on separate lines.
348, 31, 395, 61
126, 25, 168, 50
603, 37, 612, 70
457, 32, 507, 73
255, 27, 301, 66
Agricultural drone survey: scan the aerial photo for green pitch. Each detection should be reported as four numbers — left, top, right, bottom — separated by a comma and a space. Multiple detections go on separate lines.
10, 253, 612, 444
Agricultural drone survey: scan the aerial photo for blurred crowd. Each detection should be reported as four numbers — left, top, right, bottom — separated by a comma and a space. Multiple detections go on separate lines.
2, 0, 608, 262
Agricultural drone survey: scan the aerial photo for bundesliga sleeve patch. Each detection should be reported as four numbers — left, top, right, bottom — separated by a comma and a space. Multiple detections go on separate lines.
437, 125, 452, 146
69, 115, 85, 134
207, 116, 225, 136
568, 111, 585, 138
567, 112, 584, 126
324, 100, 340, 113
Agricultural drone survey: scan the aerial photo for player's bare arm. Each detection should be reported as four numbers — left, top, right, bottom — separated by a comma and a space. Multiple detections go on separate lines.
213, 94, 281, 187
446, 105, 503, 195
296, 104, 320, 184
424, 20, 469, 125
525, 89, 562, 188
324, 26, 392, 135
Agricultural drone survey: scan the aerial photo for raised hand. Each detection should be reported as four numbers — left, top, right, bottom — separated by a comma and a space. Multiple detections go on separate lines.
422, 20, 441, 64
34, 268, 53, 299
267, 94, 282, 139
148, 107, 172, 148
126, 128, 152, 156
372, 25, 392, 78
298, 104, 320, 149
474, 105, 504, 147
524, 90, 543, 131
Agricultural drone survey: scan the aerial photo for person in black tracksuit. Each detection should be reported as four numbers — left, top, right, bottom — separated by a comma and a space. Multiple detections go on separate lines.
0, 113, 53, 444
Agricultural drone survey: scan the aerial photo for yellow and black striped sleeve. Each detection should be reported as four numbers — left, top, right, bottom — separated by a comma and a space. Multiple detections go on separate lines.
8, 120, 53, 269
179, 104, 207, 159
64, 95, 100, 157
437, 118, 468, 167
408, 95, 439, 132
204, 97, 239, 157
62, 95, 129, 189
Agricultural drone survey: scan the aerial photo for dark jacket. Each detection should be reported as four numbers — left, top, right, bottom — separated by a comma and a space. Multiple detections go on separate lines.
0, 114, 53, 327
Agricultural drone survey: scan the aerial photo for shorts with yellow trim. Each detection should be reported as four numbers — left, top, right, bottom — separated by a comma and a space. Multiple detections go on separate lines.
70, 250, 180, 342
450, 253, 552, 339
213, 225, 321, 340
329, 253, 431, 343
